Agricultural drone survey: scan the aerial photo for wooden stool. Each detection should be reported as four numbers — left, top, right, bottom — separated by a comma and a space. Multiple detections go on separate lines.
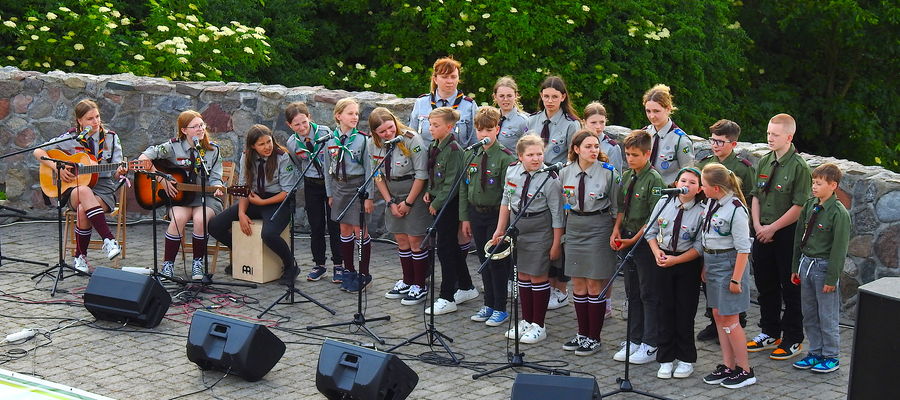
230, 220, 289, 283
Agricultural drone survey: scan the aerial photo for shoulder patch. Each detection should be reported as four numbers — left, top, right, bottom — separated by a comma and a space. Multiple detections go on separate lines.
449, 142, 461, 151
740, 157, 752, 167
104, 130, 117, 136
357, 130, 370, 137
403, 130, 415, 139
673, 128, 686, 136
548, 171, 559, 179
701, 154, 714, 160
65, 127, 78, 134
274, 147, 285, 156
732, 198, 746, 209
509, 161, 520, 167
530, 110, 542, 116
462, 96, 474, 102
418, 93, 429, 98
169, 138, 179, 143
564, 113, 577, 122
601, 162, 614, 171
501, 147, 514, 156
604, 137, 617, 146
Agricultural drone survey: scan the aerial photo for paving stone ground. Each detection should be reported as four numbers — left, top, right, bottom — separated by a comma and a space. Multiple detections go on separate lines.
0, 220, 851, 399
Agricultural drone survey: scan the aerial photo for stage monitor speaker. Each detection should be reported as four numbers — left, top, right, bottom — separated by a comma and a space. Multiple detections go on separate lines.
83, 266, 172, 328
849, 277, 900, 399
511, 373, 601, 400
316, 339, 418, 400
186, 311, 285, 382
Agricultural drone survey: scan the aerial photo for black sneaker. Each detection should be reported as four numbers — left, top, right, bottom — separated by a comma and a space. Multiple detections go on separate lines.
562, 334, 585, 351
720, 367, 756, 389
574, 338, 601, 356
696, 323, 718, 342
703, 364, 734, 385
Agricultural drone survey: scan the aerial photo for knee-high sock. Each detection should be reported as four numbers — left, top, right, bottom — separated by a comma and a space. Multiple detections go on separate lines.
164, 232, 182, 262
518, 279, 533, 323
340, 234, 356, 272
531, 280, 551, 327
588, 294, 607, 340
573, 294, 589, 337
412, 249, 429, 287
74, 227, 91, 257
398, 248, 412, 284
459, 242, 472, 259
84, 206, 114, 240
191, 233, 207, 260
360, 236, 371, 276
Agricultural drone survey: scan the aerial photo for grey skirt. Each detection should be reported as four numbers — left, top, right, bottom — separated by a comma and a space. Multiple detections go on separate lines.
65, 178, 118, 211
384, 178, 429, 237
176, 194, 224, 215
330, 176, 369, 224
704, 250, 751, 316
565, 212, 616, 280
514, 210, 553, 276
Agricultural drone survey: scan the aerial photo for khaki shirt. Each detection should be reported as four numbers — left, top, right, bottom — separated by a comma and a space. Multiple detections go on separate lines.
645, 120, 695, 185
524, 110, 580, 165
700, 193, 752, 253
238, 151, 298, 194
408, 91, 477, 147
501, 163, 564, 228
617, 163, 665, 233
43, 129, 123, 179
459, 143, 517, 221
750, 144, 812, 225
559, 161, 620, 214
791, 194, 850, 286
696, 151, 755, 200
141, 139, 224, 187
497, 107, 529, 152
645, 195, 705, 254
426, 135, 463, 211
285, 122, 330, 179
323, 128, 374, 198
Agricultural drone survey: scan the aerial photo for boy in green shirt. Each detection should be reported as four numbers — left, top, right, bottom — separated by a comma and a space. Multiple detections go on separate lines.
789, 163, 849, 374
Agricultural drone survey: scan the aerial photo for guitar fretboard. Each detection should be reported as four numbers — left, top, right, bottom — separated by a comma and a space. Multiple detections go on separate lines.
75, 162, 124, 175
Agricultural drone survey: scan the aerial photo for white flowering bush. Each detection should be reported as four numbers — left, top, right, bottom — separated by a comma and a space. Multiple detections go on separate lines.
0, 0, 270, 81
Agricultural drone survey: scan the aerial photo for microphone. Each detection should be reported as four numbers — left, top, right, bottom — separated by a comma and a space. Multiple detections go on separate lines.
536, 162, 564, 173
314, 132, 334, 144
383, 136, 404, 146
76, 126, 91, 141
192, 137, 201, 148
657, 186, 689, 195
464, 137, 491, 151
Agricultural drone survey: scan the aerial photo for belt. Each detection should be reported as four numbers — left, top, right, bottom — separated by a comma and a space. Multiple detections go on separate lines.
514, 209, 547, 218
304, 176, 325, 185
569, 206, 609, 216
472, 205, 500, 214
663, 249, 686, 256
704, 248, 735, 255
334, 174, 363, 182
389, 174, 414, 182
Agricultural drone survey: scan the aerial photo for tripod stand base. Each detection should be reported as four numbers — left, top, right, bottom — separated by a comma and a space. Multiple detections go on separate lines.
31, 261, 89, 297
386, 325, 459, 364
258, 286, 336, 318
601, 377, 671, 399
307, 313, 391, 344
472, 352, 570, 379
1, 256, 49, 268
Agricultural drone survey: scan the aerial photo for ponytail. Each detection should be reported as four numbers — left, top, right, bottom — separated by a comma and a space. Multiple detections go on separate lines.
701, 163, 746, 206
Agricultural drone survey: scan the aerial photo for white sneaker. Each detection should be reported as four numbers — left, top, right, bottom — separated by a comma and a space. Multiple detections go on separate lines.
519, 323, 547, 344
161, 261, 175, 278
547, 287, 569, 310
425, 298, 457, 315
102, 238, 121, 260
613, 341, 641, 362
628, 343, 658, 364
673, 360, 694, 378
453, 288, 479, 305
73, 255, 89, 273
657, 362, 675, 379
191, 258, 204, 280
505, 320, 533, 340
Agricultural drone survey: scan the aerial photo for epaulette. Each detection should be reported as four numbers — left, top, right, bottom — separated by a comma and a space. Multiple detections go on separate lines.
500, 147, 514, 156
739, 157, 752, 167
418, 93, 429, 98
463, 96, 474, 102
604, 136, 618, 146
402, 130, 415, 139
673, 128, 686, 136
509, 160, 520, 167
274, 147, 285, 156
449, 142, 461, 151
65, 127, 77, 134
601, 162, 614, 171
564, 113, 577, 121
169, 137, 180, 143
701, 154, 714, 161
530, 110, 542, 116
105, 130, 117, 135
357, 130, 370, 137
732, 198, 746, 210
548, 171, 559, 179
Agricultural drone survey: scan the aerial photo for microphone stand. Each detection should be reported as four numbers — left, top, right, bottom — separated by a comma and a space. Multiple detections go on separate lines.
386, 142, 487, 363
31, 156, 90, 296
258, 141, 336, 318
600, 194, 674, 400
473, 167, 569, 379
189, 146, 255, 289
307, 141, 392, 344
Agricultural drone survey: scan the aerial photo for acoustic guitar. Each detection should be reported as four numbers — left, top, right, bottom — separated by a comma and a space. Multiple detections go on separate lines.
39, 149, 151, 197
133, 160, 249, 210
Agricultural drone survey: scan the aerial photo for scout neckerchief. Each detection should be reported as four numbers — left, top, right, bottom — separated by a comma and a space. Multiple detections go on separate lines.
799, 203, 823, 248
430, 90, 464, 109
334, 128, 360, 180
78, 129, 105, 161
293, 122, 324, 176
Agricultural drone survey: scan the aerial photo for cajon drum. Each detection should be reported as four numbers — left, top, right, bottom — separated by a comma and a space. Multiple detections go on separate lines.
231, 221, 289, 283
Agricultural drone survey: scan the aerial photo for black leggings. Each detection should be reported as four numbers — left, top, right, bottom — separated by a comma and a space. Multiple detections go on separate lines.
208, 202, 293, 270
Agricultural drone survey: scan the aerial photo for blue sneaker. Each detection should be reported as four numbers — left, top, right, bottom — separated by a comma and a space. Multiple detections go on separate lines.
332, 266, 346, 284
485, 310, 509, 327
811, 358, 840, 373
792, 354, 823, 370
307, 266, 327, 281
471, 306, 493, 322
340, 270, 358, 292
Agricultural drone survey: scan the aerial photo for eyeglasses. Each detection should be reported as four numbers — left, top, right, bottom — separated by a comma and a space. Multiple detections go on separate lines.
709, 138, 733, 147
187, 123, 207, 130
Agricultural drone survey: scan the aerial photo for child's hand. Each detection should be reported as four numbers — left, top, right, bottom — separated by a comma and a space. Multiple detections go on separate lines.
700, 267, 707, 283
248, 192, 263, 206
429, 205, 437, 215
823, 284, 836, 293
364, 199, 374, 213
729, 280, 742, 294
461, 221, 472, 238
389, 203, 403, 218
755, 224, 775, 243
791, 272, 801, 286
490, 230, 504, 246
328, 197, 333, 207
423, 193, 432, 203
609, 232, 621, 250
657, 253, 677, 268
550, 243, 561, 260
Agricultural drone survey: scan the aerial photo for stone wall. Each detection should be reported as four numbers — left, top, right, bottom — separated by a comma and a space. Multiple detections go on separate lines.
1, 67, 897, 319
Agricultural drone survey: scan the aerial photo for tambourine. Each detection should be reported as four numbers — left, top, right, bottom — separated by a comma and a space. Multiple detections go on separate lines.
484, 236, 513, 260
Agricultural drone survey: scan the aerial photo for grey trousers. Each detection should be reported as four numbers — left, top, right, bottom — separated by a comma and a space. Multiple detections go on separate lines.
799, 255, 840, 358
621, 234, 659, 347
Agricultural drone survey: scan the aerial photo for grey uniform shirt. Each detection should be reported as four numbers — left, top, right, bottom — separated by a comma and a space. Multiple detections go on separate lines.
285, 123, 330, 179
43, 129, 123, 179
524, 110, 580, 165
700, 193, 752, 253
600, 133, 624, 174
367, 131, 428, 180
323, 128, 374, 198
141, 139, 224, 187
497, 107, 529, 152
408, 91, 477, 148
644, 195, 705, 254
559, 161, 620, 213
238, 151, 299, 194
502, 163, 564, 229
645, 119, 695, 185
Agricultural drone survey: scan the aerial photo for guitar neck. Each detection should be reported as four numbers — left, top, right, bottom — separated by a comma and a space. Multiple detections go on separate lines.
77, 162, 122, 175
176, 183, 223, 193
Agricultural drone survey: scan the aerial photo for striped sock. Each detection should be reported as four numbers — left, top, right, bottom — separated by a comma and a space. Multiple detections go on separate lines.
411, 249, 429, 287
163, 232, 182, 262
84, 206, 114, 240
573, 294, 589, 337
340, 234, 356, 272
518, 279, 533, 323
531, 281, 551, 327
191, 233, 208, 260
398, 248, 413, 284
74, 227, 92, 257
588, 295, 607, 340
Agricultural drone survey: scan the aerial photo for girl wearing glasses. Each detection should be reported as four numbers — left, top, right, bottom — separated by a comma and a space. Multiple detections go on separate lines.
492, 76, 529, 153
139, 110, 224, 280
